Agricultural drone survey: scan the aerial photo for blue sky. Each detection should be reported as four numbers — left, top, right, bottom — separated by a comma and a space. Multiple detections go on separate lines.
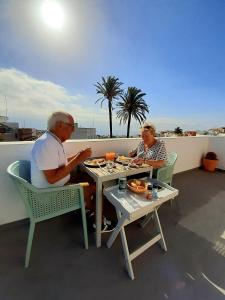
0, 0, 224, 135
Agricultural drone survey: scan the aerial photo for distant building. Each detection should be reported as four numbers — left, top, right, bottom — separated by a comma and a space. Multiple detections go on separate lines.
70, 123, 96, 139
18, 128, 37, 141
208, 127, 225, 136
184, 131, 197, 136
0, 122, 19, 141
159, 131, 176, 137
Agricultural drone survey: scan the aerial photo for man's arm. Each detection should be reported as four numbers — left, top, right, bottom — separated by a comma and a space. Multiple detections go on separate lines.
43, 148, 91, 184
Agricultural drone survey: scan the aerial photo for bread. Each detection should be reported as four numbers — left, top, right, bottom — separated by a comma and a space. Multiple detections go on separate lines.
131, 182, 137, 188
135, 180, 142, 186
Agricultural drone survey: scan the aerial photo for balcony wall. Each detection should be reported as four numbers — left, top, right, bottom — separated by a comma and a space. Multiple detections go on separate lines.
0, 136, 221, 226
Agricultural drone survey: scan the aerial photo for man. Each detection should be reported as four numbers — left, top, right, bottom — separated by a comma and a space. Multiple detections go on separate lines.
30, 111, 94, 207
31, 111, 115, 231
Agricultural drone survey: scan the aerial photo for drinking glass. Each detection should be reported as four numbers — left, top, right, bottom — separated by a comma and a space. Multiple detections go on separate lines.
106, 160, 114, 173
118, 177, 127, 193
152, 183, 158, 199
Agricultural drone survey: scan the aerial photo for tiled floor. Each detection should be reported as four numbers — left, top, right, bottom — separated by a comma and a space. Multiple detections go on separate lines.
0, 169, 224, 300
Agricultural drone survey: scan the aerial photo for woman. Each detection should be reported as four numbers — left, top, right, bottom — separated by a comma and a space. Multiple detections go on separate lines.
129, 122, 167, 169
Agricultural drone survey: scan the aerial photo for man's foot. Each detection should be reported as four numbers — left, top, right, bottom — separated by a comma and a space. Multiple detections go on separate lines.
101, 217, 117, 232
90, 216, 117, 232
86, 211, 96, 233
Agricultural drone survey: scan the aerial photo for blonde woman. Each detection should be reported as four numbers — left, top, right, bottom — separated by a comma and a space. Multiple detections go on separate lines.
129, 122, 167, 169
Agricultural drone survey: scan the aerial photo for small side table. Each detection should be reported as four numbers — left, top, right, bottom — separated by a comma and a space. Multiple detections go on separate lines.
103, 179, 179, 280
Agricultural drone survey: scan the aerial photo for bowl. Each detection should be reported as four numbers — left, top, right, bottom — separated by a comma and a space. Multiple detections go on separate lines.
127, 179, 147, 194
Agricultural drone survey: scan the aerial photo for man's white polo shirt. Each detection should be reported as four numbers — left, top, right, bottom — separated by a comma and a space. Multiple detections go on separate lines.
30, 131, 70, 188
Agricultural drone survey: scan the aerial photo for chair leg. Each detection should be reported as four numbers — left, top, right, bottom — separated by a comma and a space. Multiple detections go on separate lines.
25, 221, 35, 268
80, 202, 88, 249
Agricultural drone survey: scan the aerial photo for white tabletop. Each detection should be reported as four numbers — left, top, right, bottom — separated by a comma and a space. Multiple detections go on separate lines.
104, 181, 179, 221
82, 161, 153, 183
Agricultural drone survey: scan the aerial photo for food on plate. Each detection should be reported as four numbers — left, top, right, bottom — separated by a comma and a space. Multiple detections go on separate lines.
136, 185, 145, 191
127, 179, 147, 194
117, 156, 132, 162
84, 158, 105, 166
131, 182, 137, 188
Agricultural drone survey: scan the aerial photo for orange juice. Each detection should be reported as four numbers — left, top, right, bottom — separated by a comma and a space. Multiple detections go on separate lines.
106, 152, 116, 161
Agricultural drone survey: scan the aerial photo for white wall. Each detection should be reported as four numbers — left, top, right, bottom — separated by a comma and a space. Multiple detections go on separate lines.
0, 136, 215, 226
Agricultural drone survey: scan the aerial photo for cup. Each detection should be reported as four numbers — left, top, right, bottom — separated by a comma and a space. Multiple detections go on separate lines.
118, 177, 127, 191
106, 160, 114, 173
110, 152, 116, 160
152, 183, 158, 199
106, 152, 116, 161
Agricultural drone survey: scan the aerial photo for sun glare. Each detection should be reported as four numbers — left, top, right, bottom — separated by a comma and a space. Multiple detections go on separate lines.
41, 0, 65, 30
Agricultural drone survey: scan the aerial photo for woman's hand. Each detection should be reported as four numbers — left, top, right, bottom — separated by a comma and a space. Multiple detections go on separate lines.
133, 158, 145, 165
128, 150, 137, 158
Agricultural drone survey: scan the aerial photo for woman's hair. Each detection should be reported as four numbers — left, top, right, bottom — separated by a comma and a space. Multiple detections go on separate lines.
47, 111, 71, 130
141, 122, 156, 136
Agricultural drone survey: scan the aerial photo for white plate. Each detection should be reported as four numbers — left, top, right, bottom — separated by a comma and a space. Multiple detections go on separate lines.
84, 158, 106, 168
116, 156, 132, 165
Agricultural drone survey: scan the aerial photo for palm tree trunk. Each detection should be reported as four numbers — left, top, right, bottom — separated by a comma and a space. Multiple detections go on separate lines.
108, 100, 113, 138
127, 113, 131, 138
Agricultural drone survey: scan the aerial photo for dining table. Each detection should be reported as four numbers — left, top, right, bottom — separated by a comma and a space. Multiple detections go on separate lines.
81, 159, 153, 247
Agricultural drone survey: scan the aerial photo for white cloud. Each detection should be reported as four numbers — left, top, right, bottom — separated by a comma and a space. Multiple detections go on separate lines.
0, 68, 108, 129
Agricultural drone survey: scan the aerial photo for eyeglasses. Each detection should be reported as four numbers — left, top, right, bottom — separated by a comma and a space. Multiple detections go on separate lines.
63, 122, 75, 129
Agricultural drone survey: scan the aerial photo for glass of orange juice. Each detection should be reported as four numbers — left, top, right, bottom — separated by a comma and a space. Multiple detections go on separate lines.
106, 152, 116, 161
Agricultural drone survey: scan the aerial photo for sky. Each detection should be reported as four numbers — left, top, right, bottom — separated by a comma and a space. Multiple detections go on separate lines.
0, 0, 224, 135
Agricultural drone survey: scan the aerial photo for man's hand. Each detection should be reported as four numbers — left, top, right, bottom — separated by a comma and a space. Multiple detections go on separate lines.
78, 148, 92, 162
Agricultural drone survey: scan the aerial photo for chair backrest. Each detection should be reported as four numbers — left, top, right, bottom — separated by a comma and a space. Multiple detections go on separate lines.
7, 160, 31, 183
167, 152, 178, 167
156, 152, 178, 185
7, 160, 84, 221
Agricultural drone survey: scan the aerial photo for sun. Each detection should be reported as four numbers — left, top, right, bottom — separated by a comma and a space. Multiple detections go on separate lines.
41, 0, 65, 30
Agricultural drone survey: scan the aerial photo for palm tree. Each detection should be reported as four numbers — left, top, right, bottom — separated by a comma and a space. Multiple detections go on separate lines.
174, 127, 183, 136
117, 87, 149, 138
95, 76, 123, 138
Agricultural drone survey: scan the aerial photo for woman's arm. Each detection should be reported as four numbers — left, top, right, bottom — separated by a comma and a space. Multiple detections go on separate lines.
133, 157, 165, 169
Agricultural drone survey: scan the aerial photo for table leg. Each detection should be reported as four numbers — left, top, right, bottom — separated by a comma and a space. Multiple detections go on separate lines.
116, 210, 134, 280
107, 213, 127, 248
95, 180, 103, 248
153, 209, 167, 251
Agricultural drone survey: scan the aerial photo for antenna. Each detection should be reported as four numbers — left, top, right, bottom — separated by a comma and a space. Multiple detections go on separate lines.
5, 96, 7, 118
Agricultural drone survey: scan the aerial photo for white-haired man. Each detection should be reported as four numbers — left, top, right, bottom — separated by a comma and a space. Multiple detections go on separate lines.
30, 111, 94, 208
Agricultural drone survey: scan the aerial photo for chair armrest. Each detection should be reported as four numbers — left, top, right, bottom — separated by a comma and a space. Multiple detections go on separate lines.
78, 182, 89, 187
28, 182, 89, 194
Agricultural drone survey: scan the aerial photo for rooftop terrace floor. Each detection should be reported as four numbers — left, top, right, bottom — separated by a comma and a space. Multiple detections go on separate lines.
0, 169, 225, 300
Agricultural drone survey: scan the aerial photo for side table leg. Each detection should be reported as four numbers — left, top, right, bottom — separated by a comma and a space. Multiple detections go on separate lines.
117, 211, 134, 280
107, 214, 127, 248
153, 209, 167, 251
120, 225, 134, 280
